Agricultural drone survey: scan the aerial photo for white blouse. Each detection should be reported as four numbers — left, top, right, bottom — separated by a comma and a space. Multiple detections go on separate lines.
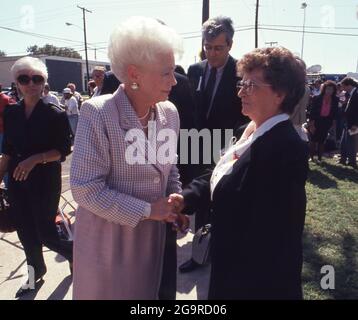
210, 113, 290, 198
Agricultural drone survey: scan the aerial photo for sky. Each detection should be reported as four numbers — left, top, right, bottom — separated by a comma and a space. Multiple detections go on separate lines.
1, 0, 358, 74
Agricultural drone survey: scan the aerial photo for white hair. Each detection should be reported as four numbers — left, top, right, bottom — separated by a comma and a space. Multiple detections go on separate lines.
11, 56, 48, 81
108, 16, 183, 82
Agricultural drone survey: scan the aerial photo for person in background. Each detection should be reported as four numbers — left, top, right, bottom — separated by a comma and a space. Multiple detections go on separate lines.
335, 83, 346, 145
61, 88, 79, 140
100, 71, 121, 95
0, 56, 73, 298
311, 79, 322, 97
42, 83, 60, 107
0, 84, 15, 188
290, 83, 310, 142
338, 77, 358, 168
91, 66, 106, 97
307, 80, 339, 163
87, 80, 96, 97
67, 83, 83, 109
8, 82, 20, 102
180, 15, 249, 274
159, 70, 197, 300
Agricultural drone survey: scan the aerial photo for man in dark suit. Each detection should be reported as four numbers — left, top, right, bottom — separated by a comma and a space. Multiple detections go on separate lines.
159, 72, 199, 299
179, 16, 248, 273
339, 77, 358, 168
100, 71, 121, 95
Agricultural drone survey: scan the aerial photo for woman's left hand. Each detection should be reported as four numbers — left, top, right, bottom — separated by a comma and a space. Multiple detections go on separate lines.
13, 155, 39, 181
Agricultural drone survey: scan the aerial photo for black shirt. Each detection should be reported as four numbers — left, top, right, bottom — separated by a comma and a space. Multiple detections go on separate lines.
2, 99, 72, 195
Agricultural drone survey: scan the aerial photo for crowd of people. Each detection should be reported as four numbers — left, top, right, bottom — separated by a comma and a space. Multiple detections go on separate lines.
305, 78, 358, 168
0, 14, 357, 300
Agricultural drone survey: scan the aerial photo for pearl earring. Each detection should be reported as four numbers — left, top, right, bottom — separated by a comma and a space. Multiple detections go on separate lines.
131, 82, 139, 90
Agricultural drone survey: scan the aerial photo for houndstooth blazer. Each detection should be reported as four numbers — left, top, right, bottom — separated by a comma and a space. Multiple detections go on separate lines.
70, 86, 182, 299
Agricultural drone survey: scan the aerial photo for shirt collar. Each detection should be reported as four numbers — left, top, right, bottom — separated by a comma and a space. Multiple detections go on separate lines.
252, 113, 290, 140
348, 87, 357, 95
207, 55, 229, 74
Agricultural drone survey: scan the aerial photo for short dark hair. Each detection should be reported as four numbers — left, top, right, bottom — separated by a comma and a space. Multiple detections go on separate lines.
202, 16, 234, 44
320, 80, 337, 97
340, 77, 358, 87
237, 46, 306, 115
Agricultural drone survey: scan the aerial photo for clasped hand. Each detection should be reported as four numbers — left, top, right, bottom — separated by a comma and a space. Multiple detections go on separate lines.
150, 193, 188, 233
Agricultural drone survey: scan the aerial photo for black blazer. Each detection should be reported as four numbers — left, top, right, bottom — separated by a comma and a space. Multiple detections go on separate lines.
169, 72, 199, 186
344, 88, 358, 129
100, 71, 121, 95
182, 120, 309, 299
187, 55, 248, 133
309, 94, 339, 121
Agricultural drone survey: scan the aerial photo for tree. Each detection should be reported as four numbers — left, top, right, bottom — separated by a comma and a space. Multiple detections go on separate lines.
26, 44, 82, 59
0, 50, 6, 57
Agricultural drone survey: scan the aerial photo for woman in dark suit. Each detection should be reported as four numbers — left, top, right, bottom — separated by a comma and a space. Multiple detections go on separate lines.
0, 57, 73, 298
308, 80, 339, 162
170, 47, 309, 300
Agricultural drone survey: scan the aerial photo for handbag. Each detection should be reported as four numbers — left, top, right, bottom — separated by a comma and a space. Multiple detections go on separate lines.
0, 188, 16, 233
192, 224, 211, 265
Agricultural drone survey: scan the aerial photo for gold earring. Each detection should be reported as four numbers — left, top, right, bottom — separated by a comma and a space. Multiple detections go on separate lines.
131, 82, 139, 90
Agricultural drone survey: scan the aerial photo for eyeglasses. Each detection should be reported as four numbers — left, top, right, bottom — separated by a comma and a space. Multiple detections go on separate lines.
203, 44, 227, 53
236, 79, 272, 95
17, 74, 45, 85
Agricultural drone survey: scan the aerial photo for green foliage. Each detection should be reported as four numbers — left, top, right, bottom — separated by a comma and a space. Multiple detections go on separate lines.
26, 44, 82, 59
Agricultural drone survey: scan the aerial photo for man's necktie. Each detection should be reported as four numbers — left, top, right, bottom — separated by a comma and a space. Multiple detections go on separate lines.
203, 67, 217, 118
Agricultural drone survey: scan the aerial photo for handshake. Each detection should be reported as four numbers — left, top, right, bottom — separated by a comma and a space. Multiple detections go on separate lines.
149, 193, 189, 233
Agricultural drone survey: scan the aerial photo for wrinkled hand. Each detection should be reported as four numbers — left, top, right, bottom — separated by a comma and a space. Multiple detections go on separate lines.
13, 156, 38, 181
168, 193, 185, 213
168, 193, 189, 233
150, 197, 178, 223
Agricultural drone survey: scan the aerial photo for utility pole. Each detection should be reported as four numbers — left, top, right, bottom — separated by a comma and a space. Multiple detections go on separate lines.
301, 2, 307, 60
202, 0, 209, 24
255, 0, 259, 48
77, 5, 92, 94
201, 0, 210, 61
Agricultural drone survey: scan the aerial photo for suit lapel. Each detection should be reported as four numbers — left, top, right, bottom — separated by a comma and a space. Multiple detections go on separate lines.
212, 144, 251, 200
207, 56, 236, 120
345, 89, 357, 113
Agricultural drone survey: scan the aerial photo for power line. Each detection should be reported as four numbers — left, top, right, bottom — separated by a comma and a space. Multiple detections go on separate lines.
260, 27, 358, 37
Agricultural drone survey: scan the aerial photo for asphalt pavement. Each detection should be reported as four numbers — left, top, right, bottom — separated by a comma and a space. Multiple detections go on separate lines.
0, 154, 210, 300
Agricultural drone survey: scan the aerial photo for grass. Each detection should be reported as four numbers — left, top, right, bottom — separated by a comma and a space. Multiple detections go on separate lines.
303, 158, 358, 299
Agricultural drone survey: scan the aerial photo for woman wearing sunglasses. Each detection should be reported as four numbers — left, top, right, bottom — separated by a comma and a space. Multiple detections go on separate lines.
170, 47, 309, 299
0, 56, 73, 298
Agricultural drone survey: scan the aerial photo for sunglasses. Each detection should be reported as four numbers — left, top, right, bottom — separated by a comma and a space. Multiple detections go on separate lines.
17, 74, 45, 85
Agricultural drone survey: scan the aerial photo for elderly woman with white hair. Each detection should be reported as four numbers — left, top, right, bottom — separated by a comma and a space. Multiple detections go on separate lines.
70, 17, 187, 299
0, 56, 73, 298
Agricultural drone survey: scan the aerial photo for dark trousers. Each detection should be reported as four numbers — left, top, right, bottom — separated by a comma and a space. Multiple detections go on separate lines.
340, 127, 358, 165
158, 223, 177, 300
11, 187, 73, 277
